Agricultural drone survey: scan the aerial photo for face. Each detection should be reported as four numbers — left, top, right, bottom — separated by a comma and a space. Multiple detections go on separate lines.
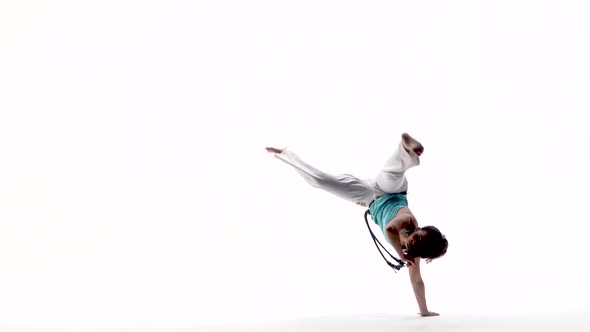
407, 228, 428, 248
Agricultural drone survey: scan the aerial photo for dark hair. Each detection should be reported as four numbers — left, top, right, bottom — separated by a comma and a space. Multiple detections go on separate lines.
405, 226, 448, 260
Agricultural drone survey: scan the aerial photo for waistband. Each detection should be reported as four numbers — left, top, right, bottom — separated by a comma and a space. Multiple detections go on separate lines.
367, 191, 407, 209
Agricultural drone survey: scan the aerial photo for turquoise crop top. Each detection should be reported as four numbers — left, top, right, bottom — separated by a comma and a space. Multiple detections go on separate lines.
368, 193, 411, 235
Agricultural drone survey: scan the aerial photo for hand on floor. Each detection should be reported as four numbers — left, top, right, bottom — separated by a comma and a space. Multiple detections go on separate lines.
265, 147, 284, 154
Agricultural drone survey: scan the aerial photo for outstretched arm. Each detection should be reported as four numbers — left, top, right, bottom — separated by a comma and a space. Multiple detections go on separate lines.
408, 259, 439, 317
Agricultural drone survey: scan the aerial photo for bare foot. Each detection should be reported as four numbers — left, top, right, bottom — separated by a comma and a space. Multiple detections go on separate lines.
401, 133, 424, 157
265, 147, 284, 154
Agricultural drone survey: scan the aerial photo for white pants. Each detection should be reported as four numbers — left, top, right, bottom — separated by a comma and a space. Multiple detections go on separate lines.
274, 141, 420, 207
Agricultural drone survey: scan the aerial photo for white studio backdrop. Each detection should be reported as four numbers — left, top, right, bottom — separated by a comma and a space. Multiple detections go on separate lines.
0, 0, 589, 329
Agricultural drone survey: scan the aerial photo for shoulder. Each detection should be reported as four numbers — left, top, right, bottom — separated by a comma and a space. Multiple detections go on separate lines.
396, 209, 418, 229
384, 210, 413, 232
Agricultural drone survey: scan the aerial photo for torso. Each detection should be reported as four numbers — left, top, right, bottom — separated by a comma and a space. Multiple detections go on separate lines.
368, 193, 410, 234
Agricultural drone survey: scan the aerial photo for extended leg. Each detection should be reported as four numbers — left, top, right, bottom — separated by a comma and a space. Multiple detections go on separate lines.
267, 147, 376, 206
371, 133, 422, 196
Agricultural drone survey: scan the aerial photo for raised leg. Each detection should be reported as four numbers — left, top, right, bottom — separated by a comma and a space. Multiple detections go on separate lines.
267, 147, 376, 206
371, 133, 422, 197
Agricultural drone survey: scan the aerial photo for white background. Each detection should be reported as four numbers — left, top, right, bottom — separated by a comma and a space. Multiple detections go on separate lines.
0, 0, 589, 329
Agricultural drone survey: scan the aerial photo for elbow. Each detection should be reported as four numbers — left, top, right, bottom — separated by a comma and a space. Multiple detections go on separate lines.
409, 273, 424, 286
412, 279, 424, 289
411, 278, 424, 287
